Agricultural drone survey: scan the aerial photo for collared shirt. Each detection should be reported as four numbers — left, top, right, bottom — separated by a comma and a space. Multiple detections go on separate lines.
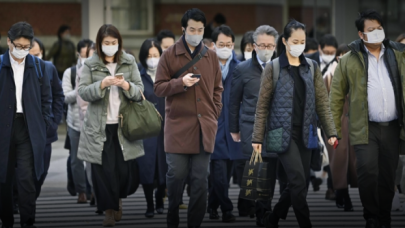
365, 44, 397, 122
219, 52, 233, 80
256, 54, 271, 69
9, 52, 26, 113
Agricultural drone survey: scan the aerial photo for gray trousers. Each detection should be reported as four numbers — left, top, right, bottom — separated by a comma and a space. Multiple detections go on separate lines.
166, 143, 211, 227
67, 127, 86, 193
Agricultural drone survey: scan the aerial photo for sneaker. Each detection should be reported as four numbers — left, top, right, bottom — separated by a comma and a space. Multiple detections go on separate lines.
103, 210, 115, 227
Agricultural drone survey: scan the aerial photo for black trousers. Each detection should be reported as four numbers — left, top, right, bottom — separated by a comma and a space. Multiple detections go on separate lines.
91, 124, 134, 211
0, 117, 37, 227
234, 159, 255, 216
35, 143, 52, 198
208, 159, 233, 213
273, 127, 312, 228
353, 121, 400, 226
255, 157, 278, 221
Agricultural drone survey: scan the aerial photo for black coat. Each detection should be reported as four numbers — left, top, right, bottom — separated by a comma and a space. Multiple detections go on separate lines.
305, 51, 321, 65
136, 68, 167, 185
229, 50, 271, 158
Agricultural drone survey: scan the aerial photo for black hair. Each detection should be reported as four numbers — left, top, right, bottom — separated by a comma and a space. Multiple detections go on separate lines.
33, 37, 46, 58
304, 37, 318, 53
240, 31, 254, 55
336, 43, 350, 57
213, 13, 226, 24
77, 39, 94, 53
319, 34, 338, 49
139, 38, 163, 69
8, 22, 34, 43
355, 9, 384, 32
211, 25, 235, 43
157, 30, 175, 43
181, 8, 206, 29
276, 19, 306, 57
57, 25, 71, 40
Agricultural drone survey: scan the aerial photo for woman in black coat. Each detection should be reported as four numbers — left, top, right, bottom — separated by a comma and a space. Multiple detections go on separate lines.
136, 38, 167, 218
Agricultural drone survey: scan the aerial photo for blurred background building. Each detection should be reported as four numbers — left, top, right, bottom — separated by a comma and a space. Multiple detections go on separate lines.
0, 0, 404, 59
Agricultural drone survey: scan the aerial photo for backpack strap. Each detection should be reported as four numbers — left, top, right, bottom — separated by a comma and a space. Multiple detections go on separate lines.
70, 66, 77, 88
271, 58, 280, 92
31, 55, 43, 85
172, 46, 209, 79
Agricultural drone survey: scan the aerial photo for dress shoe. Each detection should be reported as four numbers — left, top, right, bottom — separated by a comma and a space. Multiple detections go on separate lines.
365, 218, 379, 228
325, 189, 336, 200
209, 209, 220, 219
222, 211, 236, 223
114, 199, 122, 221
103, 209, 115, 227
311, 177, 323, 192
156, 207, 164, 214
145, 209, 155, 218
167, 209, 180, 228
77, 192, 87, 204
344, 196, 354, 212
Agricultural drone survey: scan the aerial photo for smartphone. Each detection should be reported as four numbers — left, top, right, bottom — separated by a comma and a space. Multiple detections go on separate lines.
333, 140, 339, 149
191, 74, 201, 79
115, 73, 124, 79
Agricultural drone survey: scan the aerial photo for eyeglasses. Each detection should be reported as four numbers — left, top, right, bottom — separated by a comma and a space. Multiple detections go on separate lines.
12, 41, 31, 51
217, 44, 233, 49
255, 43, 276, 50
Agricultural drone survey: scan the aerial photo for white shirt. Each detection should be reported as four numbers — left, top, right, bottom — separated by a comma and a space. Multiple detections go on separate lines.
256, 55, 271, 69
9, 52, 26, 113
106, 63, 121, 124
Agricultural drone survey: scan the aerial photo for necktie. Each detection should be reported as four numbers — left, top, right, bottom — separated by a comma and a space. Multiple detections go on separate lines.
262, 63, 266, 68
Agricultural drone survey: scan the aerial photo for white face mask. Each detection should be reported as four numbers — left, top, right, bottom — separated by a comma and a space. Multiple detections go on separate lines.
216, 46, 233, 60
102, 45, 119, 57
38, 54, 43, 60
11, 47, 30, 60
363, 29, 385, 44
146, 57, 160, 69
321, 54, 335, 64
257, 49, 274, 63
244, 51, 252, 60
184, 32, 203, 47
287, 43, 305, 57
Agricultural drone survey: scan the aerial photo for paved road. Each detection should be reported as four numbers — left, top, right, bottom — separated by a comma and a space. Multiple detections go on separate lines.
3, 124, 405, 227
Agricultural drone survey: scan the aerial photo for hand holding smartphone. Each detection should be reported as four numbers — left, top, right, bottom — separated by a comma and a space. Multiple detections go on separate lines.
191, 74, 201, 79
115, 73, 124, 79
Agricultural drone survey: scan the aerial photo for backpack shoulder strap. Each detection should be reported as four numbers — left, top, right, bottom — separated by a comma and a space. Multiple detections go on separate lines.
305, 57, 315, 80
172, 46, 208, 79
271, 58, 280, 92
71, 66, 77, 88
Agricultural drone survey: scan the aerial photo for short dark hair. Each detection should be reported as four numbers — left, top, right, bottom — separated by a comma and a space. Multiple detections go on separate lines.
319, 34, 338, 49
240, 31, 254, 54
157, 30, 175, 43
57, 25, 71, 40
211, 25, 235, 43
276, 19, 306, 57
355, 9, 383, 32
77, 39, 94, 53
96, 24, 123, 64
304, 37, 319, 52
336, 43, 350, 57
181, 8, 206, 29
213, 13, 226, 24
33, 37, 46, 58
8, 22, 34, 42
396, 33, 405, 43
139, 38, 162, 70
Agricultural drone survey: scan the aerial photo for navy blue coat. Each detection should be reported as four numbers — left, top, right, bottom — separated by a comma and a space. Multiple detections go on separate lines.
44, 61, 65, 144
0, 51, 52, 183
211, 53, 245, 160
136, 68, 167, 185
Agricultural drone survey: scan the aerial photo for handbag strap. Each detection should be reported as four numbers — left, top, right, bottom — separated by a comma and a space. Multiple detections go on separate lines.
172, 46, 208, 79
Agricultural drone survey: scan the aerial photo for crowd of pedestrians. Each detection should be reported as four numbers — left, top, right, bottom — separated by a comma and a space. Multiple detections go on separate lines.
0, 7, 405, 228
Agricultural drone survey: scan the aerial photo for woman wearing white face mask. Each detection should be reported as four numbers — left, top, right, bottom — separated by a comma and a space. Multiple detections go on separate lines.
136, 38, 167, 218
252, 20, 337, 228
77, 24, 144, 227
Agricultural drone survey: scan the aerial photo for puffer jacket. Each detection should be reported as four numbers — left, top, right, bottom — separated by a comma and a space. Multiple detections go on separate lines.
252, 52, 337, 153
62, 66, 81, 131
77, 52, 145, 164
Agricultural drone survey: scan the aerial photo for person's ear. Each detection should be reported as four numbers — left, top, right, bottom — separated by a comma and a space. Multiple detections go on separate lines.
282, 37, 287, 46
358, 31, 365, 40
182, 27, 186, 34
7, 38, 11, 46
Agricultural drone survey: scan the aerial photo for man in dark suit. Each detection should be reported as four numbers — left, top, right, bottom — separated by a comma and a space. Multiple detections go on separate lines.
306, 34, 338, 75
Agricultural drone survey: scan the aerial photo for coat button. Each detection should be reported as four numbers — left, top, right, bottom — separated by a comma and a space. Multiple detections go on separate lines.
9, 105, 12, 109
194, 67, 197, 70
198, 114, 201, 118
197, 98, 201, 102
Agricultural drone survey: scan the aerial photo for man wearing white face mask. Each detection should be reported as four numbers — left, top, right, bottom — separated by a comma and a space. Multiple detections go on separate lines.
207, 25, 239, 223
0, 21, 52, 228
306, 34, 338, 75
229, 25, 279, 226
62, 38, 94, 204
330, 10, 405, 228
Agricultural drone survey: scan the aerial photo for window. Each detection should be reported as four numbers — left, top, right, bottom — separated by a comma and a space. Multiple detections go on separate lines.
105, 0, 153, 35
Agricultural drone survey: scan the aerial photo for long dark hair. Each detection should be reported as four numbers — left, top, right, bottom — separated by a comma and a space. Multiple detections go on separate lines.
139, 38, 163, 69
276, 20, 306, 57
96, 24, 123, 64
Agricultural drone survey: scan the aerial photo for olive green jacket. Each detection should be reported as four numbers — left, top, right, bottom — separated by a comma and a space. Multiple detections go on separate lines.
77, 52, 145, 164
330, 39, 405, 145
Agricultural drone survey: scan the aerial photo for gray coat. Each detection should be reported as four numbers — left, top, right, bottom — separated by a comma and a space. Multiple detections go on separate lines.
77, 52, 145, 164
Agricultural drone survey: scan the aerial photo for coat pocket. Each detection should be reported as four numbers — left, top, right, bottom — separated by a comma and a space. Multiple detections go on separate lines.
266, 127, 283, 152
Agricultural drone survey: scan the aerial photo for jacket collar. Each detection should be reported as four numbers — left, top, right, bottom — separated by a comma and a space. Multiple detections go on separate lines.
348, 39, 405, 54
279, 51, 309, 68
85, 51, 133, 68
175, 36, 206, 58
2, 50, 36, 69
251, 50, 262, 70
